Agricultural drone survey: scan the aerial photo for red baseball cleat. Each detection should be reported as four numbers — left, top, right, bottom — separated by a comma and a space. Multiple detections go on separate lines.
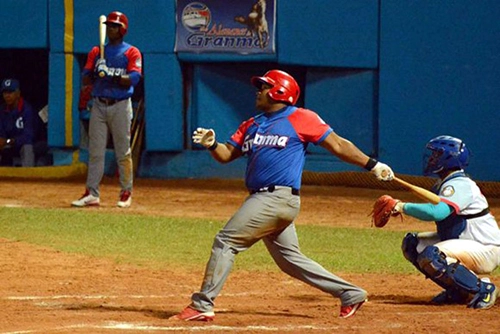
117, 190, 132, 208
170, 306, 215, 321
339, 299, 366, 319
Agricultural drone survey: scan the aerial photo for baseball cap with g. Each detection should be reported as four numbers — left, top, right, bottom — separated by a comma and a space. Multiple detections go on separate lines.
1, 79, 20, 92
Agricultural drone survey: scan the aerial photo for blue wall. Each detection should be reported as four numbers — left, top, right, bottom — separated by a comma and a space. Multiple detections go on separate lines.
1, 1, 499, 181
278, 0, 378, 68
379, 1, 500, 180
0, 0, 48, 48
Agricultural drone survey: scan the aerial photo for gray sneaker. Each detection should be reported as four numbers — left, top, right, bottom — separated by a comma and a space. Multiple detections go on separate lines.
72, 189, 100, 207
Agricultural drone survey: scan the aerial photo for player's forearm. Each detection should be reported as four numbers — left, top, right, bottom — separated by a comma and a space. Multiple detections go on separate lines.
321, 134, 369, 168
209, 143, 238, 163
403, 202, 452, 221
116, 72, 140, 87
335, 142, 370, 168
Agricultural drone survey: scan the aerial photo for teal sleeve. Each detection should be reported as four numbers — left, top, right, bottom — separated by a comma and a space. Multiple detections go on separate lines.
403, 201, 453, 221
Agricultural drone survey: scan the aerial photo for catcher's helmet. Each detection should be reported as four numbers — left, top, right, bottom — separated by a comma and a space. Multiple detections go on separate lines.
423, 135, 470, 176
105, 11, 128, 36
251, 70, 300, 105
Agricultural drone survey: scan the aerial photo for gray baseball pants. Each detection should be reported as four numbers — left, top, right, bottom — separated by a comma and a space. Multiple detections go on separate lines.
86, 98, 133, 197
190, 187, 367, 312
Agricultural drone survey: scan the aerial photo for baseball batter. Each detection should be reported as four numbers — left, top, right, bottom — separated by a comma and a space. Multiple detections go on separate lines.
72, 11, 142, 208
170, 69, 394, 321
392, 136, 500, 309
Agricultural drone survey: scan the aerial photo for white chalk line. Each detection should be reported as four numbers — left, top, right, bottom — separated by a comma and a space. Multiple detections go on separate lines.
4, 292, 263, 301
2, 204, 23, 208
0, 321, 344, 333
4, 294, 172, 301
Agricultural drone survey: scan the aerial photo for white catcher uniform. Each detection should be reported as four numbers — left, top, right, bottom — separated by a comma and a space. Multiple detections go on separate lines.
400, 135, 498, 309
413, 170, 500, 275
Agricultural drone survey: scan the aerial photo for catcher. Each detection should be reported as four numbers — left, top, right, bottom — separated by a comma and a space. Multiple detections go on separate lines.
372, 135, 500, 309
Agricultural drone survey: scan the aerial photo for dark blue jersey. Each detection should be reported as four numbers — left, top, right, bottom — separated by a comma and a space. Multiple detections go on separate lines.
0, 97, 34, 148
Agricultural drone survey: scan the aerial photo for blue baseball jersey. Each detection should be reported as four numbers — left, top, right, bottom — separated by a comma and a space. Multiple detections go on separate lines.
228, 106, 332, 191
83, 42, 142, 100
0, 97, 34, 148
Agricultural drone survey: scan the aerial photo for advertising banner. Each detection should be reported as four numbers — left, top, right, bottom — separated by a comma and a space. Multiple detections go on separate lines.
175, 0, 275, 54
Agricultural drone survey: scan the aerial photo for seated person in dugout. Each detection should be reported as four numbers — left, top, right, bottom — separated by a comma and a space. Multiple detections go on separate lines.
0, 78, 36, 167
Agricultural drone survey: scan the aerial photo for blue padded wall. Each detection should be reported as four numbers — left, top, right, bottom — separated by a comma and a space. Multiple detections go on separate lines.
379, 1, 500, 180
304, 68, 376, 172
50, 0, 175, 54
278, 0, 378, 68
139, 151, 246, 179
47, 53, 81, 147
143, 53, 183, 151
0, 0, 48, 48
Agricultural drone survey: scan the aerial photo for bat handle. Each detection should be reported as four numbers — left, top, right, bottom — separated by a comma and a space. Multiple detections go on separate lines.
393, 176, 408, 185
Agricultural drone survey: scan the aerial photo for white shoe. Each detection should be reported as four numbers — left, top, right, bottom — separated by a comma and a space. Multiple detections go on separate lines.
72, 190, 100, 207
117, 190, 132, 208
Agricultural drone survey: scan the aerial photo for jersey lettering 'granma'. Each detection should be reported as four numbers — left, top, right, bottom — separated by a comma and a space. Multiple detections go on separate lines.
253, 133, 289, 148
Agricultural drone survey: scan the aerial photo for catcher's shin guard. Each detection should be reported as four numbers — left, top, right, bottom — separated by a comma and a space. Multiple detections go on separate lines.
417, 245, 482, 295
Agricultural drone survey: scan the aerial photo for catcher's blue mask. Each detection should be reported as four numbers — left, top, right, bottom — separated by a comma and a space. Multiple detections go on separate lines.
423, 135, 469, 176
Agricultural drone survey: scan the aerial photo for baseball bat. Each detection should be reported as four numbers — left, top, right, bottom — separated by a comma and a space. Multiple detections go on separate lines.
393, 176, 441, 204
98, 15, 107, 77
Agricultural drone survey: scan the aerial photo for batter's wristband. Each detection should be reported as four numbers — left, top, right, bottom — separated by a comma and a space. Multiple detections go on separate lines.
364, 158, 378, 171
208, 141, 218, 151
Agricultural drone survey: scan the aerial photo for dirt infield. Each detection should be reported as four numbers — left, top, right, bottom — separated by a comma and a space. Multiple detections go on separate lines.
1, 177, 499, 333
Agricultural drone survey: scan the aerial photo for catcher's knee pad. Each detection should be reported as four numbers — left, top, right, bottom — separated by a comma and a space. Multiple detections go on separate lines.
401, 232, 419, 265
417, 245, 481, 294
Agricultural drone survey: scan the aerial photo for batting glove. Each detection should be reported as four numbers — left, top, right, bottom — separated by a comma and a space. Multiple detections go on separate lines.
192, 127, 216, 148
95, 59, 109, 77
371, 161, 394, 181
94, 58, 106, 69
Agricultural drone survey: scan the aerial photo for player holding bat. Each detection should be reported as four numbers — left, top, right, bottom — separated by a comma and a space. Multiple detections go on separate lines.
72, 11, 142, 208
372, 135, 500, 309
170, 69, 394, 321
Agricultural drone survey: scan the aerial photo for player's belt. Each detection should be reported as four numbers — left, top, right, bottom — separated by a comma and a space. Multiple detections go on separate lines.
249, 185, 300, 196
97, 97, 125, 106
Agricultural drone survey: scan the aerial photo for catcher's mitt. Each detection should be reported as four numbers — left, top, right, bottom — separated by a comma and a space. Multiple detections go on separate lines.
370, 195, 403, 228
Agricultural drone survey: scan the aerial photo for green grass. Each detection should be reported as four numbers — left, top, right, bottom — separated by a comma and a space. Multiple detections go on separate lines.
1, 207, 495, 275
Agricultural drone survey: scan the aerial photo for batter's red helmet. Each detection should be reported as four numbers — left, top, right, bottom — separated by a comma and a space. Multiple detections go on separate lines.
251, 70, 300, 105
105, 11, 128, 36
